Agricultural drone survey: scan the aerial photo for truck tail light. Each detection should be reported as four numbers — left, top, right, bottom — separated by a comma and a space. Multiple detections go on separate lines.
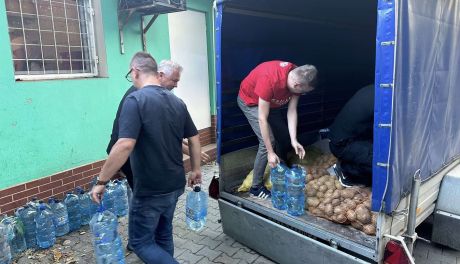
383, 240, 410, 264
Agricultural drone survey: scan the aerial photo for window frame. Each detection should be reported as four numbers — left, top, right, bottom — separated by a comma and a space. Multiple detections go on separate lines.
6, 0, 100, 81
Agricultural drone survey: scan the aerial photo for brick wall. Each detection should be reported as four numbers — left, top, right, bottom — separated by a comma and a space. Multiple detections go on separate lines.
0, 160, 104, 216
211, 115, 217, 143
0, 132, 217, 216
197, 119, 217, 145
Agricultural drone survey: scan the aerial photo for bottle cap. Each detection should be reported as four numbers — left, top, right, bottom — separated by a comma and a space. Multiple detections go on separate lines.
193, 186, 201, 192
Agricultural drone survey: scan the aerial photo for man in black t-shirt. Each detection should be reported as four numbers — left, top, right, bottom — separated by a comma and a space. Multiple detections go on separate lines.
107, 60, 210, 189
329, 84, 374, 187
92, 52, 202, 264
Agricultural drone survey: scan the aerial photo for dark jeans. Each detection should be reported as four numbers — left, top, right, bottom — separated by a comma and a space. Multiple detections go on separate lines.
129, 188, 184, 264
329, 139, 373, 186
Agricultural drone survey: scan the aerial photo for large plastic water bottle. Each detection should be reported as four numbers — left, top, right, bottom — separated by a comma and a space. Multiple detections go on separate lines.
49, 198, 70, 237
121, 179, 132, 210
76, 187, 92, 225
89, 205, 125, 264
270, 164, 289, 210
64, 193, 81, 232
0, 221, 12, 264
102, 183, 116, 214
186, 186, 208, 231
285, 165, 306, 216
113, 180, 128, 217
17, 205, 37, 249
90, 197, 98, 217
0, 216, 26, 257
35, 203, 56, 249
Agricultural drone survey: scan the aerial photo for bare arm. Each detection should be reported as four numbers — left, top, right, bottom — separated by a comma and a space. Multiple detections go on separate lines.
287, 96, 305, 159
187, 135, 203, 186
287, 95, 299, 141
258, 98, 279, 167
182, 140, 189, 155
91, 138, 136, 203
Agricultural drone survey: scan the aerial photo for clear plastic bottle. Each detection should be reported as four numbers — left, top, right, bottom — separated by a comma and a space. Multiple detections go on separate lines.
49, 198, 70, 237
35, 203, 56, 249
17, 205, 37, 249
0, 216, 26, 257
270, 164, 289, 210
185, 186, 208, 231
285, 165, 306, 216
113, 180, 128, 217
0, 221, 12, 264
76, 187, 92, 225
89, 205, 125, 264
27, 197, 39, 210
102, 182, 116, 214
64, 193, 81, 232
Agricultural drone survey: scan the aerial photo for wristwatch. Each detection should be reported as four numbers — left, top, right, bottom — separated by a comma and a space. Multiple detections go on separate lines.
96, 177, 109, 186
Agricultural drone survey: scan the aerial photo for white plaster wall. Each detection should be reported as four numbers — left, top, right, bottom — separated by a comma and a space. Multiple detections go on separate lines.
168, 10, 211, 130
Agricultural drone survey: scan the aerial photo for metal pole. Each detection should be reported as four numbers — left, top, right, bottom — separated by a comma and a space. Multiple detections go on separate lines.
141, 16, 146, 51
406, 170, 421, 253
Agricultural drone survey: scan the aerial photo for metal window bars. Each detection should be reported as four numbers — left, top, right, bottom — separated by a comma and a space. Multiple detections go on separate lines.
6, 0, 98, 80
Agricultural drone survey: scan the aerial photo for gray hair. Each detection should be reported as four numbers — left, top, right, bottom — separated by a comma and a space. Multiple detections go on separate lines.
130, 52, 158, 74
158, 60, 183, 76
291, 64, 318, 87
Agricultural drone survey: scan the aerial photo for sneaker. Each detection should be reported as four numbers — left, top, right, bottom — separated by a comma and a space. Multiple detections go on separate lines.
250, 186, 271, 199
333, 163, 354, 188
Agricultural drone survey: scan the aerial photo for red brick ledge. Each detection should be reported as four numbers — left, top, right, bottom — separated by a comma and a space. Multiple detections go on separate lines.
0, 144, 217, 216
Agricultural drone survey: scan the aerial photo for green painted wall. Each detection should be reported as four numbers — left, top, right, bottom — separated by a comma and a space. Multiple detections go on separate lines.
0, 0, 214, 190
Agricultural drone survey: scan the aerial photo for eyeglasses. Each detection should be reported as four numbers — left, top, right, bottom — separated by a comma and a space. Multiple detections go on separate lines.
125, 68, 133, 82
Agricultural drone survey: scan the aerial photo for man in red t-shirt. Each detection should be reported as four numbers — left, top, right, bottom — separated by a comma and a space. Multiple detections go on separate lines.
237, 61, 318, 198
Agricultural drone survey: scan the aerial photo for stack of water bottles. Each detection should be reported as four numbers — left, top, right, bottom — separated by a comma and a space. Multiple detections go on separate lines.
0, 215, 26, 258
270, 164, 306, 216
90, 202, 125, 264
65, 192, 81, 232
76, 187, 92, 225
35, 201, 56, 249
113, 180, 128, 217
286, 165, 306, 216
0, 221, 12, 264
16, 204, 37, 249
185, 186, 208, 231
49, 198, 70, 237
270, 164, 289, 210
89, 177, 130, 218
102, 182, 116, 215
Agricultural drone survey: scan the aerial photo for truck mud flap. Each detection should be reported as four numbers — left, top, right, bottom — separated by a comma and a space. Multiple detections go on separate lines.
219, 199, 372, 264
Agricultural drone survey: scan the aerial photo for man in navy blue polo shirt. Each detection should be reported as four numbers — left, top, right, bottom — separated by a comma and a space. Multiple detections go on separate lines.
92, 52, 202, 264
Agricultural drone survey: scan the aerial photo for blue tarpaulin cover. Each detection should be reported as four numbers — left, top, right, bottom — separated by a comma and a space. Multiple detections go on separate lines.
374, 0, 460, 213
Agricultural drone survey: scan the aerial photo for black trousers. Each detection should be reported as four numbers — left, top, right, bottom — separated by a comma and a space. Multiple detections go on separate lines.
329, 139, 373, 186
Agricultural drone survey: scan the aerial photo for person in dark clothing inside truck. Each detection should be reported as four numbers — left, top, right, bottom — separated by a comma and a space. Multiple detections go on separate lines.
329, 84, 375, 187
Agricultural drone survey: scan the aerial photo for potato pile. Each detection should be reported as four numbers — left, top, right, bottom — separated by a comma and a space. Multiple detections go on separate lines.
301, 154, 377, 236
